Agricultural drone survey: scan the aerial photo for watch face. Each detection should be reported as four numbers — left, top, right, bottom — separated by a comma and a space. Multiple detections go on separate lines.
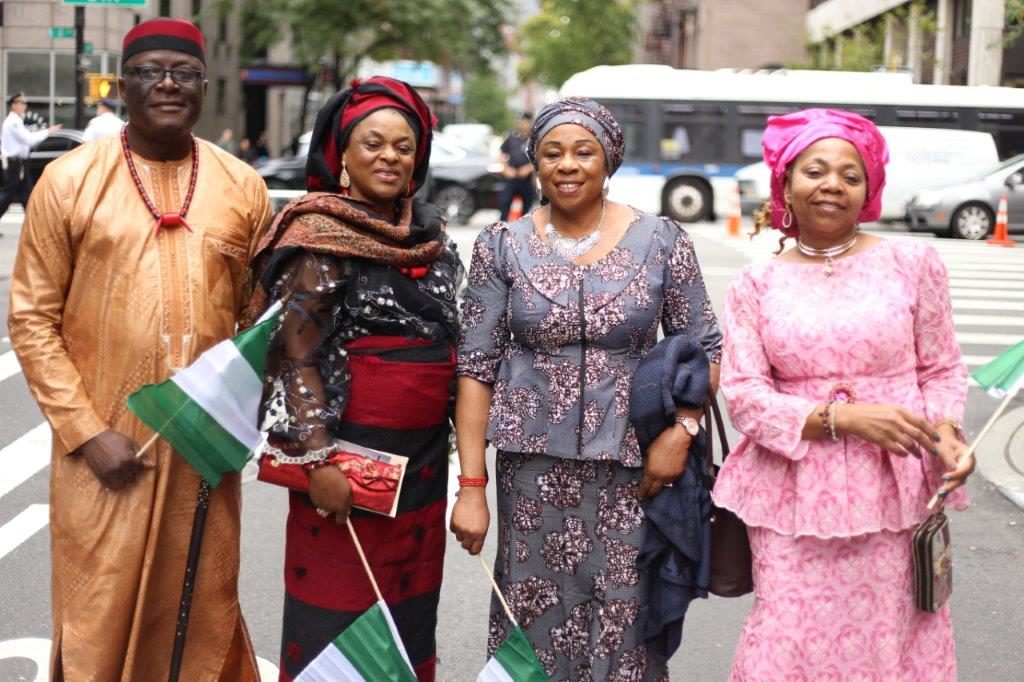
679, 417, 699, 436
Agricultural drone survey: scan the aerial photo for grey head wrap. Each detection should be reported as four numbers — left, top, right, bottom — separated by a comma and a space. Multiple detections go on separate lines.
527, 97, 625, 175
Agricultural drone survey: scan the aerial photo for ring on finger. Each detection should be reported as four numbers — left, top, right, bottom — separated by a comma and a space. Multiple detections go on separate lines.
315, 507, 330, 518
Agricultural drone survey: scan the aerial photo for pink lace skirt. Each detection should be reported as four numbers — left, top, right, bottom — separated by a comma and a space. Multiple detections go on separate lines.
729, 526, 957, 681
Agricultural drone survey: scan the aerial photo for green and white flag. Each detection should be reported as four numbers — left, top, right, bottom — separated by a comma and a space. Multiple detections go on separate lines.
971, 340, 1024, 399
297, 600, 417, 682
126, 301, 282, 487
477, 626, 549, 682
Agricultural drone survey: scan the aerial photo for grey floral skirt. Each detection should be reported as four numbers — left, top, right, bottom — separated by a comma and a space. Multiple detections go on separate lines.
488, 451, 668, 682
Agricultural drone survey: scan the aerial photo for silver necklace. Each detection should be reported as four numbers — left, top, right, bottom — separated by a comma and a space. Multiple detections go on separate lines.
797, 233, 858, 277
544, 200, 606, 261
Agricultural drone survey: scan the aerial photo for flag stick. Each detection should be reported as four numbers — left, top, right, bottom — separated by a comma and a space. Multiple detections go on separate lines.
928, 392, 1016, 509
346, 519, 383, 603
135, 431, 160, 459
168, 480, 212, 682
476, 553, 518, 627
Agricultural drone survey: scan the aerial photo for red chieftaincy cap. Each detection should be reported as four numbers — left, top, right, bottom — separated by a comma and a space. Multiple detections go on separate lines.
122, 18, 206, 65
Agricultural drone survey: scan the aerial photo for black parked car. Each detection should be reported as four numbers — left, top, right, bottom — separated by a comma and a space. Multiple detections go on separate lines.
259, 131, 504, 224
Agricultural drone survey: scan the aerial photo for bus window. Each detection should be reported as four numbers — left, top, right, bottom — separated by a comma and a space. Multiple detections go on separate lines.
895, 109, 958, 126
603, 101, 646, 160
741, 129, 764, 159
660, 110, 724, 162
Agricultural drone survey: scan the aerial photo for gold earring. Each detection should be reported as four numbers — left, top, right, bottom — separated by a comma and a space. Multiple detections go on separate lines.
339, 160, 351, 189
781, 206, 793, 230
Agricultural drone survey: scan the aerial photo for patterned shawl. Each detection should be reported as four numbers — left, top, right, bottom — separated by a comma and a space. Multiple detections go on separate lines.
244, 192, 445, 326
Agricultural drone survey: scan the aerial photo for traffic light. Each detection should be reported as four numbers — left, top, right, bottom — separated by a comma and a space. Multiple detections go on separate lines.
85, 73, 116, 104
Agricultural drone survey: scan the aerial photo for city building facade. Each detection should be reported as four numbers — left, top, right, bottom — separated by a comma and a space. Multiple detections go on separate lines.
637, 0, 810, 70
0, 0, 241, 141
808, 0, 1020, 86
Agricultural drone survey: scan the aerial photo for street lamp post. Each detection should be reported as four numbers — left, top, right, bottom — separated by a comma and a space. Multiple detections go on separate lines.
74, 7, 85, 129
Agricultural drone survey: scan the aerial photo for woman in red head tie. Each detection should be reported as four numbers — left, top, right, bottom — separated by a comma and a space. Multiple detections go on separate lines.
246, 77, 461, 682
713, 108, 975, 679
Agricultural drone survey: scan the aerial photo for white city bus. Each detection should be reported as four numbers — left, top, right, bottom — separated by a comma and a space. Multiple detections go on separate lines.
559, 64, 1024, 222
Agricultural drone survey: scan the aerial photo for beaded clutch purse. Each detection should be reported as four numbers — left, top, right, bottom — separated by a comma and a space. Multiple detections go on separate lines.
912, 511, 952, 613
258, 439, 408, 517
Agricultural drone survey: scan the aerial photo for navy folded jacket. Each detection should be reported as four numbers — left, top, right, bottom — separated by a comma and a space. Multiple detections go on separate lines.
630, 334, 712, 663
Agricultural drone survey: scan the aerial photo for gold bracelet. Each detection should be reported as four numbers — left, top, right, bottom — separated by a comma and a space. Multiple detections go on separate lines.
934, 417, 966, 442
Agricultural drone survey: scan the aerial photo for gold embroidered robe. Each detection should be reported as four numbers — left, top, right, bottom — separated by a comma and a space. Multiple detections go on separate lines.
8, 135, 272, 681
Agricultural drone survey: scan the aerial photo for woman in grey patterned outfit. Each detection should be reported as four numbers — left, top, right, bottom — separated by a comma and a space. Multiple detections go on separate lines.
450, 98, 723, 681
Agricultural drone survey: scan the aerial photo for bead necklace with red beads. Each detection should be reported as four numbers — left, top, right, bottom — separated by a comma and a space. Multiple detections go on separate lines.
120, 124, 200, 235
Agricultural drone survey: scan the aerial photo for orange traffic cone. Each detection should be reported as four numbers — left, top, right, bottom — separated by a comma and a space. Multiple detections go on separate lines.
508, 195, 524, 221
988, 192, 1015, 247
725, 183, 741, 237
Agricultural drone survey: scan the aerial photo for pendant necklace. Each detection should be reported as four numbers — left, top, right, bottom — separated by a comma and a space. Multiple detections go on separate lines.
544, 199, 606, 261
120, 124, 200, 236
797, 233, 858, 276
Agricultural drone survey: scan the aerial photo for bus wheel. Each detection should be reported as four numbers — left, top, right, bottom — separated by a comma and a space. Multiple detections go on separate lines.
664, 179, 710, 223
949, 203, 993, 240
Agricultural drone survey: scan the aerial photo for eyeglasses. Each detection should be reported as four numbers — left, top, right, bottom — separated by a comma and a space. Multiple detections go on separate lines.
124, 65, 205, 85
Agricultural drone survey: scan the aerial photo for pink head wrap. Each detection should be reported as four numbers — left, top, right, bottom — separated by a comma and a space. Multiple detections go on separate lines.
762, 108, 889, 236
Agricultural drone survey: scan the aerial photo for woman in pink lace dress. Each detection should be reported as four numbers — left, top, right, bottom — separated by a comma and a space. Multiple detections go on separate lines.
713, 109, 977, 680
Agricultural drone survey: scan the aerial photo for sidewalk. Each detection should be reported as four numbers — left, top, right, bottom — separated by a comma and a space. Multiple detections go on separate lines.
977, 404, 1024, 511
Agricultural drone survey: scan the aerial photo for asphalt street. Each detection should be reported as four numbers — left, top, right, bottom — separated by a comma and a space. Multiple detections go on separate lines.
0, 208, 1022, 681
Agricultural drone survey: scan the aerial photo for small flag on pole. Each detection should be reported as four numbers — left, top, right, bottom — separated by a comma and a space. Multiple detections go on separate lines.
126, 302, 282, 487
296, 599, 417, 682
477, 625, 549, 682
971, 340, 1024, 399
475, 554, 549, 681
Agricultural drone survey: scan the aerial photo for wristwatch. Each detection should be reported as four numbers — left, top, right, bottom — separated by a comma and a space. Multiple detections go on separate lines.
674, 415, 699, 436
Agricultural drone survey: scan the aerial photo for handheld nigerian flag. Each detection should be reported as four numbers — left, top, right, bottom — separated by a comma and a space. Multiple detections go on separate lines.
296, 599, 417, 682
478, 625, 549, 682
475, 554, 550, 682
929, 340, 1024, 508
126, 301, 282, 487
297, 521, 417, 681
971, 340, 1024, 399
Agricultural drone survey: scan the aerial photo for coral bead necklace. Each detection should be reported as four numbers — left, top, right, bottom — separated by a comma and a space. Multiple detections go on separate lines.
120, 124, 199, 236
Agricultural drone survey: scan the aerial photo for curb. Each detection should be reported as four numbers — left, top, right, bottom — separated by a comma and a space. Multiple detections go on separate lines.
975, 404, 1024, 511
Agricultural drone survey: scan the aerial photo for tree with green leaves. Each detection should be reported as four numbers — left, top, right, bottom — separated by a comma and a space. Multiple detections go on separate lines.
238, 0, 511, 130
518, 0, 637, 88
464, 69, 512, 132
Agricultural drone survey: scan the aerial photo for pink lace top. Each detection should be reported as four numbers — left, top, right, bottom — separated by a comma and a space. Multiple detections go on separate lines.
712, 238, 969, 539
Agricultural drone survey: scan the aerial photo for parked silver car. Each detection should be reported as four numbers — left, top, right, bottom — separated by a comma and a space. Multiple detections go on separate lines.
906, 154, 1024, 240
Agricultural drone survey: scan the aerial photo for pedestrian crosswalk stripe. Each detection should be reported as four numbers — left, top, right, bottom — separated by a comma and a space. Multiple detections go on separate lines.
953, 300, 1024, 311
948, 279, 1024, 289
0, 504, 48, 561
0, 424, 50, 501
954, 331, 1024, 346
950, 288, 1024, 300
0, 352, 20, 384
953, 314, 1024, 327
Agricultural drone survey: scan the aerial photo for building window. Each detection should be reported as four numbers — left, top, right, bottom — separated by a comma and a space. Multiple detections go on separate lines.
159, 0, 170, 15
216, 77, 226, 115
192, 0, 202, 18
6, 50, 118, 127
954, 0, 972, 39
218, 6, 228, 42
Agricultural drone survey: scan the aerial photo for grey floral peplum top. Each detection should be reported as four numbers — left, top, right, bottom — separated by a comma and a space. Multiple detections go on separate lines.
457, 209, 723, 467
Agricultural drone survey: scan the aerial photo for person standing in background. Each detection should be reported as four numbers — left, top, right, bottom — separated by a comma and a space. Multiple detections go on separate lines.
216, 127, 238, 155
82, 98, 123, 141
0, 92, 61, 220
497, 112, 535, 222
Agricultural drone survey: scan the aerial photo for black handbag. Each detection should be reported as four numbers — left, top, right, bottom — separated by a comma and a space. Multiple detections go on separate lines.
912, 510, 953, 612
704, 395, 754, 598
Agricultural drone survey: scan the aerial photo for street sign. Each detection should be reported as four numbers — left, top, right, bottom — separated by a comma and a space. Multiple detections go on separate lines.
62, 0, 147, 5
83, 42, 94, 55
50, 27, 75, 39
